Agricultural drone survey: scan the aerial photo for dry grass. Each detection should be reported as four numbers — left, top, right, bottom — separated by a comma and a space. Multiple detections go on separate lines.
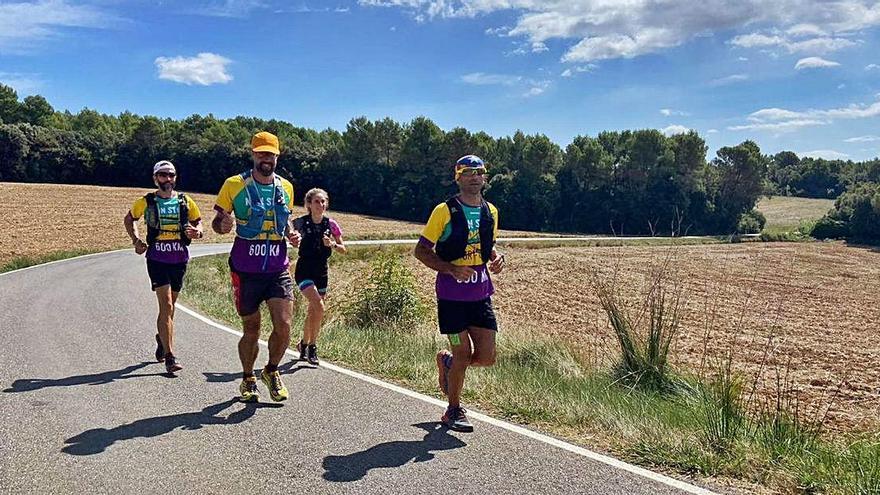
0, 182, 534, 266
327, 242, 880, 433
756, 196, 835, 232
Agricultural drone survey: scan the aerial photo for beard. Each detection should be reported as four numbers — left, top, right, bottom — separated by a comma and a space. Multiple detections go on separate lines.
256, 161, 275, 176
158, 181, 174, 192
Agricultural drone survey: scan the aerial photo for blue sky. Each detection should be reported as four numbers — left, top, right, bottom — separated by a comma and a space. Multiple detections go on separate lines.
1, 0, 879, 161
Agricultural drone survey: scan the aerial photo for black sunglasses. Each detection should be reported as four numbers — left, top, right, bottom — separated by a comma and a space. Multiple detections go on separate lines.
156, 172, 176, 178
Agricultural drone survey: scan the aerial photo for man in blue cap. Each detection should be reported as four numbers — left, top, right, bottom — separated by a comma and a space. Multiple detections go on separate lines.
414, 154, 506, 432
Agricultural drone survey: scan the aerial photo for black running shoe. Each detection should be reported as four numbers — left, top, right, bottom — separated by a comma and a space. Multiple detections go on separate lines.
165, 354, 183, 373
307, 344, 319, 366
442, 406, 474, 432
296, 340, 307, 361
155, 334, 164, 362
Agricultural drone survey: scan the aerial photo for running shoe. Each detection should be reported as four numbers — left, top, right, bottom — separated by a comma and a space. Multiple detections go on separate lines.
296, 340, 306, 361
436, 350, 453, 396
307, 344, 319, 366
441, 406, 474, 432
260, 369, 289, 402
239, 376, 259, 402
164, 354, 183, 373
155, 334, 164, 362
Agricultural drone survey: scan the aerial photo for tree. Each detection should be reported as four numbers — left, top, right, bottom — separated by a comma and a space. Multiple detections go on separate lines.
0, 84, 21, 124
20, 95, 54, 126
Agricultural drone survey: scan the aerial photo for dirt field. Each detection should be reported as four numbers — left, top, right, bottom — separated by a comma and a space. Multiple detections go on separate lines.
0, 182, 535, 266
327, 242, 880, 433
4, 183, 878, 432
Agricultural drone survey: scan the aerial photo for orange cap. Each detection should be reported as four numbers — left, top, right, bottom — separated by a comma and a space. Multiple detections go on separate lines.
251, 131, 280, 155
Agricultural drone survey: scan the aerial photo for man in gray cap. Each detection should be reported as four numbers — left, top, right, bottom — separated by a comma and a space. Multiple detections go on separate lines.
124, 160, 204, 374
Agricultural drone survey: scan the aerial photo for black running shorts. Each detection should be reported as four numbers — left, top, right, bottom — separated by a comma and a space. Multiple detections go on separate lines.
229, 260, 294, 316
437, 297, 498, 335
146, 259, 187, 292
294, 257, 329, 295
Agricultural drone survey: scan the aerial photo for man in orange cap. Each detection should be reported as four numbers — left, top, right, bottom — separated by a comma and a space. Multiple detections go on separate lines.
212, 131, 301, 403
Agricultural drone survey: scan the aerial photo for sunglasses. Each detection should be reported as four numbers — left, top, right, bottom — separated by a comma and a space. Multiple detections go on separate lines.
156, 172, 176, 178
458, 168, 487, 177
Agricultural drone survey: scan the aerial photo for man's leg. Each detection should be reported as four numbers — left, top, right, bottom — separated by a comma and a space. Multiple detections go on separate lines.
155, 285, 174, 355
467, 326, 496, 367
239, 311, 261, 375
265, 298, 292, 367
446, 331, 473, 408
260, 297, 291, 401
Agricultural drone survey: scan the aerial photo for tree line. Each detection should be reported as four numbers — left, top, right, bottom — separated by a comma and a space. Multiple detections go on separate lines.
2, 83, 774, 235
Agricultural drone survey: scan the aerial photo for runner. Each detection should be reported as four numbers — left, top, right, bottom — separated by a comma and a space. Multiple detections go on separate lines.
291, 188, 346, 366
413, 154, 506, 432
211, 131, 301, 402
123, 160, 203, 374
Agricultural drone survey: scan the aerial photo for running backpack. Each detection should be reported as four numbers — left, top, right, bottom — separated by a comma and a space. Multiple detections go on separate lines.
235, 170, 291, 240
144, 192, 191, 246
435, 197, 494, 264
293, 215, 332, 261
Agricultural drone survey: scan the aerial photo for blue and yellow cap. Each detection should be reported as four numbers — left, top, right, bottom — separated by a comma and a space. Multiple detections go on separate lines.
454, 155, 487, 180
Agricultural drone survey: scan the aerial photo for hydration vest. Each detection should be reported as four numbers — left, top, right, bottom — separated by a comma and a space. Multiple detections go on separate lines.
144, 192, 191, 246
435, 197, 494, 264
293, 215, 333, 262
235, 170, 291, 240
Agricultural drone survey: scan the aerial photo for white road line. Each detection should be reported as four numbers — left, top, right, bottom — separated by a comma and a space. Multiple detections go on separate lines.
175, 301, 719, 495
1, 238, 729, 494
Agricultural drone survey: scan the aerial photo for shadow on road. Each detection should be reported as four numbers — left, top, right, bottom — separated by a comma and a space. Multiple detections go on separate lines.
62, 398, 282, 455
202, 360, 307, 383
3, 362, 168, 393
322, 422, 467, 482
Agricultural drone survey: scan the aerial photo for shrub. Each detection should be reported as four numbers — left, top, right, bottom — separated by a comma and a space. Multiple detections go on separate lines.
810, 216, 849, 240
591, 257, 683, 393
343, 252, 427, 329
736, 210, 766, 234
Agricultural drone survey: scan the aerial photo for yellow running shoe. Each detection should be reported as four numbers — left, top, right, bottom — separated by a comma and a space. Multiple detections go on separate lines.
260, 369, 288, 402
239, 376, 259, 402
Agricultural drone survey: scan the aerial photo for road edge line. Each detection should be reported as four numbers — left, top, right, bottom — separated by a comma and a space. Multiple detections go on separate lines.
175, 302, 719, 495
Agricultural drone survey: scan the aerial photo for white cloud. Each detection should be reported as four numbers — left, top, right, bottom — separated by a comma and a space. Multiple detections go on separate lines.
460, 72, 521, 86
707, 129, 720, 133
729, 33, 856, 55
524, 86, 545, 97
786, 23, 827, 37
155, 53, 233, 86
728, 119, 828, 132
844, 135, 880, 142
867, 64, 880, 70
729, 96, 880, 132
738, 56, 749, 61
794, 57, 840, 70
660, 124, 691, 136
710, 74, 749, 86
359, 1, 880, 62
660, 108, 690, 117
0, 72, 43, 95
0, 0, 118, 53
800, 149, 849, 160
194, 0, 273, 17
560, 64, 596, 77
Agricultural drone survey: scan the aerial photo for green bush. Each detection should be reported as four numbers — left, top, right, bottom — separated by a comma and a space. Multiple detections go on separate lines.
810, 216, 849, 239
591, 262, 682, 393
343, 252, 427, 329
736, 210, 766, 234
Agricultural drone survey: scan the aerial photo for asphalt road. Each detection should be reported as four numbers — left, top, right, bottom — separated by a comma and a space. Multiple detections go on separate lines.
0, 245, 727, 494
